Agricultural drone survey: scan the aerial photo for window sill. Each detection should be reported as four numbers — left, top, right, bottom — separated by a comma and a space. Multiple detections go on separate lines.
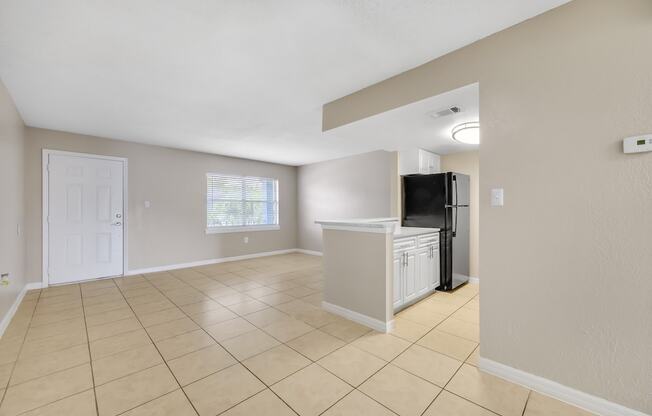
206, 225, 280, 234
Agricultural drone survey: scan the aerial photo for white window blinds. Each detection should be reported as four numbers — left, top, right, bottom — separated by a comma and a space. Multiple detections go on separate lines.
206, 174, 279, 231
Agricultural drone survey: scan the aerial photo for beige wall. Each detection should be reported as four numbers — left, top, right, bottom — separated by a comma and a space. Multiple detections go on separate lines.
0, 79, 26, 325
24, 128, 298, 283
322, 0, 652, 413
441, 151, 479, 278
322, 229, 393, 324
297, 150, 398, 252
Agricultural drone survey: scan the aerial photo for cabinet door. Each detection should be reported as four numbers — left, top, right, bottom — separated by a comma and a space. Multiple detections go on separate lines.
403, 250, 419, 302
430, 246, 441, 289
416, 248, 432, 297
418, 150, 428, 174
418, 150, 441, 174
393, 253, 403, 309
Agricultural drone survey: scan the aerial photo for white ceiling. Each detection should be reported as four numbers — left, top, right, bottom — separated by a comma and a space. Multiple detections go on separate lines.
0, 0, 570, 166
327, 83, 479, 156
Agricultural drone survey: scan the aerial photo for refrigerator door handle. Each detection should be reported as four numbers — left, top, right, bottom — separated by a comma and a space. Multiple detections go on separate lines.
452, 207, 458, 237
453, 174, 458, 207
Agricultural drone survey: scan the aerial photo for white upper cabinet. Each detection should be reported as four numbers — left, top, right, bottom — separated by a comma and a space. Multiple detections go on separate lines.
399, 148, 441, 176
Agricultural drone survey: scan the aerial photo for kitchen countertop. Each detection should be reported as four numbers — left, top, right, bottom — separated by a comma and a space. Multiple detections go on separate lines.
315, 217, 400, 233
315, 218, 439, 237
393, 227, 440, 238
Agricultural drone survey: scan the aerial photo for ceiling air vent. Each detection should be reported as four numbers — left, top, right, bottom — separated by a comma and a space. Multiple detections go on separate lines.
428, 106, 461, 119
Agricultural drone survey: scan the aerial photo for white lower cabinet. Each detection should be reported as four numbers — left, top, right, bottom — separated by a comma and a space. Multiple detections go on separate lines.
393, 233, 440, 311
403, 250, 418, 303
392, 253, 403, 310
430, 245, 441, 290
416, 248, 432, 297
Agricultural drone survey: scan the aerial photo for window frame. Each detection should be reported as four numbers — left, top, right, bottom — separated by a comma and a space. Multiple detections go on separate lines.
205, 172, 280, 234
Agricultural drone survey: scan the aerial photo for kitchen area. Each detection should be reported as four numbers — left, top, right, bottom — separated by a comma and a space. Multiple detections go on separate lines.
303, 83, 480, 336
316, 169, 473, 332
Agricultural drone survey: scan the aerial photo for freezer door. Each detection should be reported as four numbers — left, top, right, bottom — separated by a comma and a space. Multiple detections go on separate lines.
402, 174, 448, 229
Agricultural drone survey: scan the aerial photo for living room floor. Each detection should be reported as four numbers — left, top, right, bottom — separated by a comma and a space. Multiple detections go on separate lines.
0, 253, 592, 416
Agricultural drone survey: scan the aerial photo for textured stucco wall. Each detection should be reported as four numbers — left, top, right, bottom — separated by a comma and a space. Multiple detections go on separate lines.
24, 128, 298, 282
322, 229, 393, 323
322, 1, 652, 413
297, 150, 398, 252
0, 78, 26, 327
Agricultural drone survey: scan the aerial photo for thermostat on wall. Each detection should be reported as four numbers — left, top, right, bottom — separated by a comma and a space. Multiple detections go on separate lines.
623, 134, 652, 154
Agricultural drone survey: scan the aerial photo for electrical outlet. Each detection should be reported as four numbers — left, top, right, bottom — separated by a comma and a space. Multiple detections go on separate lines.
243, 237, 249, 244
0, 273, 9, 286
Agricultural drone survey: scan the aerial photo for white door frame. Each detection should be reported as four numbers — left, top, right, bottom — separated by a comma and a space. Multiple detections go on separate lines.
42, 149, 129, 287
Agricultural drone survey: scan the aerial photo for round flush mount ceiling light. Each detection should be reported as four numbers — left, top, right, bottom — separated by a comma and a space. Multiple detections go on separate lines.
451, 121, 480, 145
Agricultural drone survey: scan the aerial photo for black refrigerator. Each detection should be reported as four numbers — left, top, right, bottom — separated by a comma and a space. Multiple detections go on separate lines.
401, 172, 470, 291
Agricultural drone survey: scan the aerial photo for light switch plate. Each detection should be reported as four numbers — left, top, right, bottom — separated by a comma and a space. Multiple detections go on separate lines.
491, 188, 504, 207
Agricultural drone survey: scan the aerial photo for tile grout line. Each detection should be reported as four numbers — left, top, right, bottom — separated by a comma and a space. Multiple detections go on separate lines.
5, 290, 100, 414
414, 294, 505, 416
133, 271, 300, 416
521, 390, 532, 416
161, 262, 332, 414
151, 270, 308, 416
0, 256, 316, 415
314, 290, 481, 416
6, 257, 492, 416
111, 275, 203, 416
415, 293, 482, 416
0, 288, 42, 409
78, 283, 102, 416
226, 265, 477, 414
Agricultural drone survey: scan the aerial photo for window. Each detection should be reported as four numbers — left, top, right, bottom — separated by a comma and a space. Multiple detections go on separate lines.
206, 173, 279, 233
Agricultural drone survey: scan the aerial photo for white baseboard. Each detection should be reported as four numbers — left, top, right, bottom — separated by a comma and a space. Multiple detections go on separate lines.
0, 282, 42, 338
295, 249, 323, 256
125, 248, 323, 276
25, 283, 43, 291
322, 301, 394, 333
469, 276, 479, 284
479, 357, 649, 416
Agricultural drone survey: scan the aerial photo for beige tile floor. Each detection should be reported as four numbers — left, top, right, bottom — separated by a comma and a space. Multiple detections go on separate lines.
0, 253, 594, 416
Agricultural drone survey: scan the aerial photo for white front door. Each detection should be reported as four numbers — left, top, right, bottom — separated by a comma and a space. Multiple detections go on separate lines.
48, 153, 124, 284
